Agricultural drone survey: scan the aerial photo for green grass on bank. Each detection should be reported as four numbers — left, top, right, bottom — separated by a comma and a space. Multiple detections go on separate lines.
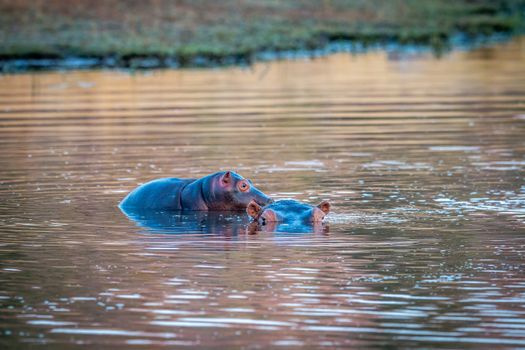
0, 0, 524, 68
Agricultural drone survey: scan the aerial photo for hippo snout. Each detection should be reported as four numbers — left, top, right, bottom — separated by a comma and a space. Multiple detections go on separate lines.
255, 194, 273, 206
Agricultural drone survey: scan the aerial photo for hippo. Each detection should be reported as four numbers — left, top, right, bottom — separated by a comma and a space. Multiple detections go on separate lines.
119, 171, 272, 211
246, 199, 330, 233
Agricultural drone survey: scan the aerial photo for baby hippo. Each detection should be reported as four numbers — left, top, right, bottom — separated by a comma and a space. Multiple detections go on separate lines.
246, 199, 330, 233
120, 171, 272, 211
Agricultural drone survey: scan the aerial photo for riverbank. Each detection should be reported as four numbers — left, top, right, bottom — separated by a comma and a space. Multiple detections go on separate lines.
1, 0, 524, 72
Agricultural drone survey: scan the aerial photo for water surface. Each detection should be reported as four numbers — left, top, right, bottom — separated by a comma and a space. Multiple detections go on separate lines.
1, 39, 525, 349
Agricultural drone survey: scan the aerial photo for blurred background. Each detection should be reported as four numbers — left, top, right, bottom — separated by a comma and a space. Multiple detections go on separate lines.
1, 0, 524, 70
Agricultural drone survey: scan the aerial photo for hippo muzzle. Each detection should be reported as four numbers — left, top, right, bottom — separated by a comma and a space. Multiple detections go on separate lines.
246, 199, 330, 233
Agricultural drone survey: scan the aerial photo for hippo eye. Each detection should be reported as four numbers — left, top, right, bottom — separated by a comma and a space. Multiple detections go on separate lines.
238, 181, 250, 192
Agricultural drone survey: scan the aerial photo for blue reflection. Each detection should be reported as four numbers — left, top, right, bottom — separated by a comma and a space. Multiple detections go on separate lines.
119, 206, 251, 235
246, 220, 329, 235
120, 207, 328, 235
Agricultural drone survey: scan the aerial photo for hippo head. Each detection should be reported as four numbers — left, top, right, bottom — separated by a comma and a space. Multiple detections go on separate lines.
246, 199, 330, 233
207, 171, 273, 211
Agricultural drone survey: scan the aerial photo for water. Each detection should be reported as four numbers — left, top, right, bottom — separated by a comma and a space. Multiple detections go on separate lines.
1, 38, 524, 349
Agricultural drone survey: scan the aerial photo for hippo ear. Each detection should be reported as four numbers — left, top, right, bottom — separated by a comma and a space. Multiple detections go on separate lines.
246, 200, 262, 219
317, 201, 330, 214
221, 171, 232, 185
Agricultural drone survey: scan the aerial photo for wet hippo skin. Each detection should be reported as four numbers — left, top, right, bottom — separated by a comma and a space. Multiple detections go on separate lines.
119, 171, 272, 210
246, 199, 330, 233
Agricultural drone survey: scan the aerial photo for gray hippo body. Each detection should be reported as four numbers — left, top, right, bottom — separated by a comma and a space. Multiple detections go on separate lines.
120, 171, 272, 211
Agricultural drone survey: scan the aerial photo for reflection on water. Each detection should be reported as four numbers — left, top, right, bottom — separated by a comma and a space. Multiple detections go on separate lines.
120, 207, 328, 235
120, 208, 251, 235
247, 219, 329, 235
1, 38, 525, 348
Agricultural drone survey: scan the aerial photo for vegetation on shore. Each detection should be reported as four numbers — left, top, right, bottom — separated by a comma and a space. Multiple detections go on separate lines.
1, 0, 524, 70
